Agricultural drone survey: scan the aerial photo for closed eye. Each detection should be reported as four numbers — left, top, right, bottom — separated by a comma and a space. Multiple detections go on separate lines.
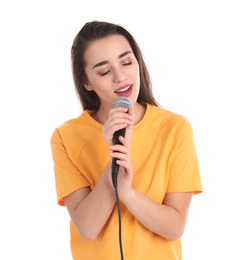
100, 61, 132, 76
123, 61, 132, 66
100, 70, 110, 76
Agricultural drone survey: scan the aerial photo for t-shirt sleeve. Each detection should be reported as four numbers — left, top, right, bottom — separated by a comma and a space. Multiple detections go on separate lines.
167, 119, 203, 194
50, 128, 90, 206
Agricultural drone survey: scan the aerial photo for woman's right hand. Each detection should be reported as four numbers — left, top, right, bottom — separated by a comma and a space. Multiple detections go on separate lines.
102, 106, 134, 147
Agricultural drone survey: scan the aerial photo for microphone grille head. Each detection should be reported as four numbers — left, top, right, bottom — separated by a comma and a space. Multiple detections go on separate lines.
113, 97, 132, 109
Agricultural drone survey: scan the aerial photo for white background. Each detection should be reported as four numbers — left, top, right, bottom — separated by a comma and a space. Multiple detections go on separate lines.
1, 0, 236, 259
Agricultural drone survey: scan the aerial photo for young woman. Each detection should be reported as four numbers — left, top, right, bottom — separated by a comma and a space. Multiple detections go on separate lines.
50, 21, 203, 259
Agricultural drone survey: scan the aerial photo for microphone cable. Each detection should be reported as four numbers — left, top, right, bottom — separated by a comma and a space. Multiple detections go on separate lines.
111, 97, 132, 260
114, 186, 124, 260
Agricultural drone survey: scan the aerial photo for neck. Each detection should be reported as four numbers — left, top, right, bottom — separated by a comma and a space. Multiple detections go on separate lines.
133, 102, 146, 125
91, 108, 108, 125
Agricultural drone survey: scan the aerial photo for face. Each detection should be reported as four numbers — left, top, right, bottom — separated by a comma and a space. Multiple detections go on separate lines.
84, 34, 140, 111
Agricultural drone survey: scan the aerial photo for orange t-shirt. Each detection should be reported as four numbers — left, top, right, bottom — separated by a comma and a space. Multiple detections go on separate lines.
50, 104, 203, 259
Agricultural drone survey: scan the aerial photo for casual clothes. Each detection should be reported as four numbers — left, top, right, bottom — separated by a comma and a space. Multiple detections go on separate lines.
50, 103, 203, 259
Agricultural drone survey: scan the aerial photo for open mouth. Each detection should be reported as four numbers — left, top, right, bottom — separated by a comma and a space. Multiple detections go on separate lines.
115, 84, 132, 93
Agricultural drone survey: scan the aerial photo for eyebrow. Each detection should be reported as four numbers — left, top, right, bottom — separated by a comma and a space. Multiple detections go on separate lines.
92, 50, 132, 69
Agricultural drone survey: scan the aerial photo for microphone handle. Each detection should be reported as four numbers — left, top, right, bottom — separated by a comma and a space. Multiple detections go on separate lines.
113, 128, 126, 145
112, 128, 126, 187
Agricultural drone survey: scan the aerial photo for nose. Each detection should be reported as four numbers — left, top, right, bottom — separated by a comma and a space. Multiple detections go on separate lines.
112, 67, 126, 83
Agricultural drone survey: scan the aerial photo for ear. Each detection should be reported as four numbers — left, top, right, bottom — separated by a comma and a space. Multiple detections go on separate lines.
83, 83, 93, 91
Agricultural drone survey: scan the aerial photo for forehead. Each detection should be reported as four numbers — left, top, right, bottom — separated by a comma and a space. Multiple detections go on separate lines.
84, 34, 132, 66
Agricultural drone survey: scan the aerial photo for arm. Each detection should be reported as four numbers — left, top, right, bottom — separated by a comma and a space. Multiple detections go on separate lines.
109, 131, 193, 241
63, 107, 134, 240
64, 161, 116, 240
121, 190, 193, 241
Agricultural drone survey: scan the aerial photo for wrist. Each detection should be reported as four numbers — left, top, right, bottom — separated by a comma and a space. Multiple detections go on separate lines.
120, 187, 136, 204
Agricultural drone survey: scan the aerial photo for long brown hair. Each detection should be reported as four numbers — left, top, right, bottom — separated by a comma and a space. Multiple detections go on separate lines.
71, 21, 160, 111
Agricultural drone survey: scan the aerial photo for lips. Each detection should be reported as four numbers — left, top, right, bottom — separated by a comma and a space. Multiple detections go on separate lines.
114, 84, 132, 97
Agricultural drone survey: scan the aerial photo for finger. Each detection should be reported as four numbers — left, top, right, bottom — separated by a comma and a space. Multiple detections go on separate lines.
111, 107, 129, 113
110, 108, 133, 122
118, 135, 127, 146
110, 142, 129, 152
109, 150, 127, 159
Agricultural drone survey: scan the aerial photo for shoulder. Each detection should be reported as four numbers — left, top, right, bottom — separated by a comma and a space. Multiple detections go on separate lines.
144, 104, 195, 150
50, 110, 100, 147
145, 104, 197, 158
146, 104, 191, 131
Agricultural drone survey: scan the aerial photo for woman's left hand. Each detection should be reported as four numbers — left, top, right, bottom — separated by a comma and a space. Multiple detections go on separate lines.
108, 134, 134, 196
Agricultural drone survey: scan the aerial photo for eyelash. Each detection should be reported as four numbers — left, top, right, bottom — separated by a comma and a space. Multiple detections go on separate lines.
100, 61, 133, 76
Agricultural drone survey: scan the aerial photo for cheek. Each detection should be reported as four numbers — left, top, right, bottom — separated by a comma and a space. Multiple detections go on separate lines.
135, 66, 140, 84
88, 76, 109, 92
132, 63, 140, 78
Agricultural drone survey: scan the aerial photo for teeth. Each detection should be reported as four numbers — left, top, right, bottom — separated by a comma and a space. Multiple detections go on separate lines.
117, 86, 130, 93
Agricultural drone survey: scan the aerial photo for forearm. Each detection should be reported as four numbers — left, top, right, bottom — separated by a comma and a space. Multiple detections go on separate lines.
69, 173, 117, 240
121, 188, 186, 240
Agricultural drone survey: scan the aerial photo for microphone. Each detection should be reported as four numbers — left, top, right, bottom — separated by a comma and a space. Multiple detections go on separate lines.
111, 97, 132, 188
